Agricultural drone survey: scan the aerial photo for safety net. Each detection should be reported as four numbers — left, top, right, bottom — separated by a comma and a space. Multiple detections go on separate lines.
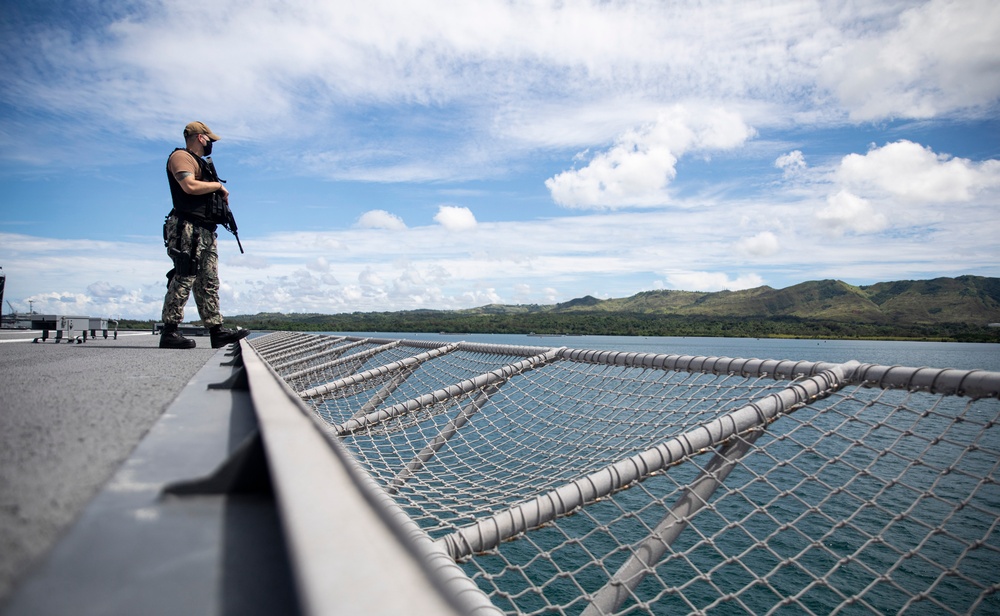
248, 332, 1000, 615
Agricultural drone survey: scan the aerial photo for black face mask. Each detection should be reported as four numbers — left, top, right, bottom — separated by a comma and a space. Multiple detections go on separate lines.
202, 138, 213, 156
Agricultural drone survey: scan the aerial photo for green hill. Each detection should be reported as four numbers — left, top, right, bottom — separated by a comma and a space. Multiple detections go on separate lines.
214, 275, 1000, 342
459, 276, 1000, 324
859, 276, 1000, 324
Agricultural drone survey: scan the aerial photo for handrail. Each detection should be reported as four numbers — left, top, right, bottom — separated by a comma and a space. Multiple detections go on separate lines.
239, 339, 502, 616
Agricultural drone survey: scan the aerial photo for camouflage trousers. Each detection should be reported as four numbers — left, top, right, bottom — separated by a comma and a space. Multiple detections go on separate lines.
161, 215, 224, 327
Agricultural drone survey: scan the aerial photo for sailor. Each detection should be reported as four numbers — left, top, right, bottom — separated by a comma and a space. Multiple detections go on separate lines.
159, 121, 249, 349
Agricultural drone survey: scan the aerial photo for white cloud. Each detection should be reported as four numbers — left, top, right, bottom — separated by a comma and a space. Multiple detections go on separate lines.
816, 190, 889, 236
775, 150, 806, 177
736, 231, 780, 257
434, 205, 478, 231
87, 281, 129, 299
545, 106, 755, 208
664, 271, 765, 293
837, 140, 1000, 203
5, 0, 995, 179
782, 140, 1000, 240
511, 283, 533, 303
461, 288, 503, 307
306, 257, 331, 273
356, 210, 407, 230
358, 267, 384, 287
379, 263, 451, 307
819, 0, 1000, 120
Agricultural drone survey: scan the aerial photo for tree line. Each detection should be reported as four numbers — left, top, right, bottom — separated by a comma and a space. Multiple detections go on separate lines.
120, 312, 999, 342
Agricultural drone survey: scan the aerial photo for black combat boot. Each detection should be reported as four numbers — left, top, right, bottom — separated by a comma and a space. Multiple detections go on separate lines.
159, 323, 196, 349
210, 324, 250, 348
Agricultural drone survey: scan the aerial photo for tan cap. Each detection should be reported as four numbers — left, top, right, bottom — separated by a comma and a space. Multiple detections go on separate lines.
183, 121, 221, 141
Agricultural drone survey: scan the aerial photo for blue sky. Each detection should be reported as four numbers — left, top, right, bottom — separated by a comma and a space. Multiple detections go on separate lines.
1, 0, 999, 320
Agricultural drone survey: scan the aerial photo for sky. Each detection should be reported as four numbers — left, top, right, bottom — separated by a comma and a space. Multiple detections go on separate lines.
1, 0, 998, 320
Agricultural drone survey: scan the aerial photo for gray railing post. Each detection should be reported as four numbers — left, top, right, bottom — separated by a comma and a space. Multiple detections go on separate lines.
583, 429, 764, 615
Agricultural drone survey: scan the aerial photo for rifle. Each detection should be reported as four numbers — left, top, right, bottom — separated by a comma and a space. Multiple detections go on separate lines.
205, 156, 244, 254
220, 198, 244, 254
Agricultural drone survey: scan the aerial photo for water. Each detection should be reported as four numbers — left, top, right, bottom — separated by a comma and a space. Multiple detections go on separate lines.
330, 331, 1000, 372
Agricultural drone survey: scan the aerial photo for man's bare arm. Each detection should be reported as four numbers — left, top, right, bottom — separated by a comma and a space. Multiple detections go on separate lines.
174, 171, 228, 198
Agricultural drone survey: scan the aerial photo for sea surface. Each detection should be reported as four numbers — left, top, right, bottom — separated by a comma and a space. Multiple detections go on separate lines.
327, 331, 1000, 372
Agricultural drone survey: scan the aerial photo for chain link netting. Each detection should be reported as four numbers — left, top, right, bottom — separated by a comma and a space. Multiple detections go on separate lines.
249, 334, 1000, 615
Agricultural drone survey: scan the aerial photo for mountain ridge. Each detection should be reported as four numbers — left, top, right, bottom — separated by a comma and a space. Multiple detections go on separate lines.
461, 275, 1000, 325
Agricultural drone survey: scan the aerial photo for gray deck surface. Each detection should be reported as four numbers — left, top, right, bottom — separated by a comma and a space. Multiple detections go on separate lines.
0, 328, 490, 616
0, 329, 218, 605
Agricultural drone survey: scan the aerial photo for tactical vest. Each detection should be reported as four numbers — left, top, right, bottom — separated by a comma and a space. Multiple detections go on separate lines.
166, 148, 220, 226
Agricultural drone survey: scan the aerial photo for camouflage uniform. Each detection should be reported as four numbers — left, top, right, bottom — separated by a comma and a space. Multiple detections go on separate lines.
161, 215, 223, 327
